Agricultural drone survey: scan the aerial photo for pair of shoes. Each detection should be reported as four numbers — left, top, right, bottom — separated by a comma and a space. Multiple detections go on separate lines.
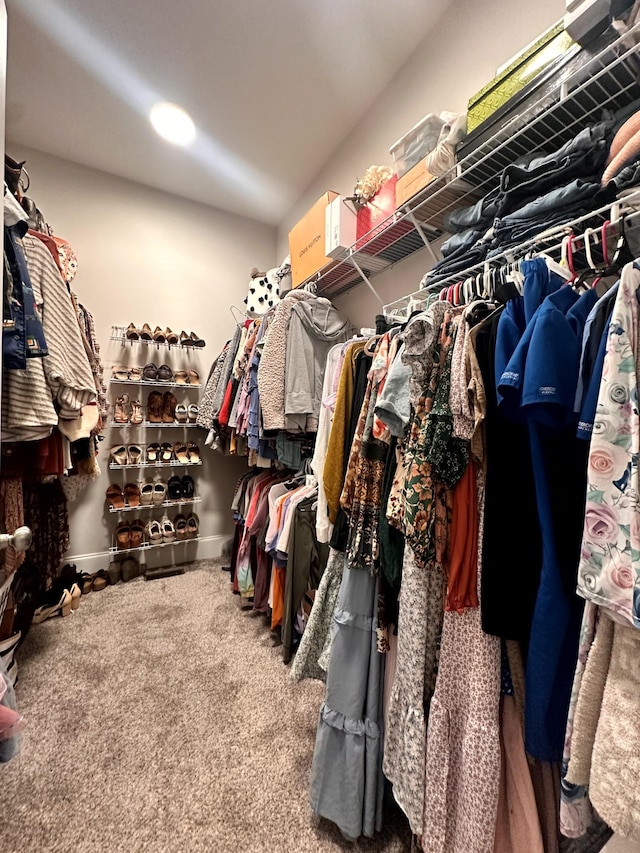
33, 563, 84, 622
32, 589, 74, 623
180, 331, 206, 348
113, 394, 144, 425
80, 570, 110, 593
146, 518, 175, 544
110, 445, 143, 466
108, 556, 140, 583
142, 363, 173, 382
126, 324, 179, 344
174, 369, 200, 385
111, 365, 143, 382
146, 443, 176, 463
167, 475, 195, 501
172, 442, 200, 463
140, 480, 168, 505
175, 404, 199, 423
175, 512, 199, 540
147, 391, 176, 423
106, 483, 141, 509
115, 519, 145, 550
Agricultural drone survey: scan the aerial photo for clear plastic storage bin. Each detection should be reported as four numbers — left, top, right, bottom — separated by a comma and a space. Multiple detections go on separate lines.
390, 113, 452, 177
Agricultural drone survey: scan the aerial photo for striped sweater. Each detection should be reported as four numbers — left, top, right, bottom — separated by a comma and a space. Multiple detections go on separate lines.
2, 234, 96, 441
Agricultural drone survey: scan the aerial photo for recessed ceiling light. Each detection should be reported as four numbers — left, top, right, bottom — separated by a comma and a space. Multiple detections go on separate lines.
149, 102, 196, 146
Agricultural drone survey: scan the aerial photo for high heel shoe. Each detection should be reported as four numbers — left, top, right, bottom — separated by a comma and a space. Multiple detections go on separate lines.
179, 331, 193, 347
125, 323, 140, 340
114, 394, 131, 424
69, 583, 81, 611
188, 332, 205, 348
165, 328, 179, 344
140, 323, 153, 341
130, 399, 144, 426
152, 326, 166, 343
33, 589, 73, 623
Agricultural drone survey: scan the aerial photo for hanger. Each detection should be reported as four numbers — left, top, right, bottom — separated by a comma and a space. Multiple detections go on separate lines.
229, 304, 245, 324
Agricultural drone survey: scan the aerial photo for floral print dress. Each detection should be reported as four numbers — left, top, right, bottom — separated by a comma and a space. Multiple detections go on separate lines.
577, 262, 640, 627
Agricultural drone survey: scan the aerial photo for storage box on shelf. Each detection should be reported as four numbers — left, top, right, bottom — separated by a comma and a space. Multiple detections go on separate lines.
325, 196, 357, 259
289, 191, 340, 287
355, 177, 408, 249
307, 22, 640, 301
390, 113, 450, 177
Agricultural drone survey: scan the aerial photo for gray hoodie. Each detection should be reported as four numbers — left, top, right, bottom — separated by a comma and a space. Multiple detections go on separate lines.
284, 297, 349, 432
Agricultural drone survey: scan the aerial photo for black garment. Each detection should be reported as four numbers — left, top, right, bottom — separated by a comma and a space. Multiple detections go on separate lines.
282, 498, 329, 664
330, 350, 373, 552
378, 436, 404, 627
474, 310, 543, 649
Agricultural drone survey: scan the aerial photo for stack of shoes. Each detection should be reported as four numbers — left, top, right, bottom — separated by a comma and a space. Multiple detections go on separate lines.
32, 563, 85, 623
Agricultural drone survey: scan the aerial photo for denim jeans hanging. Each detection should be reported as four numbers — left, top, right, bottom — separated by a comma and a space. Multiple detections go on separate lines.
3, 226, 48, 369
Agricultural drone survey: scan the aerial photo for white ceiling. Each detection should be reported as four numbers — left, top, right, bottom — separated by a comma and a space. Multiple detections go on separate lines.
5, 0, 449, 225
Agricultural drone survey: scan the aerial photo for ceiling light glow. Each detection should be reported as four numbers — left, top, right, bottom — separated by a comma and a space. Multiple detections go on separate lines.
149, 102, 196, 146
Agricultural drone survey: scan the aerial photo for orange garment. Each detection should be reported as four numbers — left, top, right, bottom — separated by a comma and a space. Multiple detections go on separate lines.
271, 567, 286, 630
446, 459, 479, 613
494, 695, 545, 853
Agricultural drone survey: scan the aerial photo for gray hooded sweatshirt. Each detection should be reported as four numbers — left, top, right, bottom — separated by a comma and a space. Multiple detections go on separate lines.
285, 297, 350, 433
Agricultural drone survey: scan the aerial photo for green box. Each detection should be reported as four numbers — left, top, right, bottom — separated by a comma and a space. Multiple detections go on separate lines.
467, 23, 575, 133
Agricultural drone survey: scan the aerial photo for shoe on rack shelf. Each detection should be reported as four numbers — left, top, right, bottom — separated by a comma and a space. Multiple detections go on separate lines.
181, 475, 195, 499
125, 323, 140, 340
167, 476, 182, 500
140, 481, 154, 506
124, 483, 141, 508
116, 521, 131, 550
106, 484, 125, 509
147, 391, 163, 423
188, 332, 206, 348
109, 445, 128, 466
173, 442, 189, 464
161, 391, 177, 423
174, 370, 188, 385
175, 404, 188, 424
128, 444, 143, 465
187, 369, 200, 385
160, 443, 174, 463
153, 481, 167, 505
130, 518, 145, 549
186, 513, 199, 539
129, 367, 142, 382
157, 364, 174, 383
146, 519, 162, 545
32, 589, 73, 623
179, 331, 193, 347
143, 362, 158, 381
147, 443, 161, 463
111, 365, 130, 381
188, 405, 199, 424
187, 442, 200, 463
174, 514, 188, 541
130, 399, 144, 425
140, 323, 153, 341
153, 326, 166, 343
114, 394, 131, 424
165, 328, 179, 344
161, 515, 176, 544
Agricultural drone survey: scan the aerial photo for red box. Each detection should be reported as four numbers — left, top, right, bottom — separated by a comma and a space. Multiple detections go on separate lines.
356, 176, 397, 249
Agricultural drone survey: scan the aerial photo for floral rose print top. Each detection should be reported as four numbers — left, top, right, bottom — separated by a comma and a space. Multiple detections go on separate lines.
577, 263, 640, 628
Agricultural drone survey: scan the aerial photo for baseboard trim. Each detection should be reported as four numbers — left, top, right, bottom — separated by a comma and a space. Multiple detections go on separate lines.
64, 535, 229, 574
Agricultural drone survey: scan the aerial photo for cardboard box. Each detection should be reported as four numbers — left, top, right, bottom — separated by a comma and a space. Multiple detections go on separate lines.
325, 196, 357, 258
356, 177, 397, 249
395, 159, 437, 209
289, 191, 340, 287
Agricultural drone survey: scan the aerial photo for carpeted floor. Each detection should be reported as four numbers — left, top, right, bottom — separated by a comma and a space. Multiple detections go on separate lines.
3, 562, 410, 853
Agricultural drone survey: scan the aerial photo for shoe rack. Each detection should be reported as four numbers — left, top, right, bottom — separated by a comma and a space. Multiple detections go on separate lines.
105, 328, 206, 575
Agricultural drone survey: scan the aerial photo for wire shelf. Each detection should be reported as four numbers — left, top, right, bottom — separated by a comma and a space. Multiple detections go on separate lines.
108, 536, 200, 555
108, 497, 202, 514
109, 460, 202, 470
110, 378, 201, 389
109, 422, 199, 429
310, 23, 640, 300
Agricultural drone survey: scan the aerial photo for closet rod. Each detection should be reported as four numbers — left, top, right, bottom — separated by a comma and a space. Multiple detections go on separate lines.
382, 187, 640, 317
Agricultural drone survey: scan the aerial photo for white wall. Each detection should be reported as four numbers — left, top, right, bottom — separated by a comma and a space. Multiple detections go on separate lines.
277, 0, 565, 327
8, 145, 276, 569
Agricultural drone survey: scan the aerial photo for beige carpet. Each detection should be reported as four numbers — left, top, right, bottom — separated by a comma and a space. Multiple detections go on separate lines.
3, 563, 410, 853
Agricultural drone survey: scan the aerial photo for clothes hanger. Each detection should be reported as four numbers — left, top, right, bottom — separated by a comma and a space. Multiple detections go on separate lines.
229, 305, 245, 325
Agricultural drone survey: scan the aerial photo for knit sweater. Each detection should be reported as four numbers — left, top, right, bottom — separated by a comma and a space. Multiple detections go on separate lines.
2, 234, 96, 441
